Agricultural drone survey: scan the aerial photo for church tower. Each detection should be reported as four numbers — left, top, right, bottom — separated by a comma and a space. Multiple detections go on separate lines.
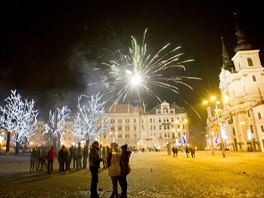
219, 13, 264, 152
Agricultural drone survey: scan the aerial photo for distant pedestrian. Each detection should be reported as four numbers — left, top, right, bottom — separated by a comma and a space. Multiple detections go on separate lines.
89, 141, 102, 198
107, 142, 121, 198
190, 145, 196, 158
119, 144, 131, 198
58, 145, 69, 172
101, 146, 108, 169
68, 145, 74, 170
83, 144, 89, 169
77, 142, 83, 170
47, 146, 56, 174
172, 146, 178, 157
185, 145, 190, 158
35, 146, 41, 171
39, 146, 48, 171
30, 147, 37, 173
73, 145, 77, 169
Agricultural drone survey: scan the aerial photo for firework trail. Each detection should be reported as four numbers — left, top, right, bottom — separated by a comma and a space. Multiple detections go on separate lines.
93, 29, 201, 112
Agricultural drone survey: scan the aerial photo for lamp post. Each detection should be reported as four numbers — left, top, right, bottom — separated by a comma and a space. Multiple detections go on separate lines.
203, 96, 226, 158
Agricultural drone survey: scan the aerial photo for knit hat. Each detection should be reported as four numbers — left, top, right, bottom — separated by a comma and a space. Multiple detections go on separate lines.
121, 144, 128, 149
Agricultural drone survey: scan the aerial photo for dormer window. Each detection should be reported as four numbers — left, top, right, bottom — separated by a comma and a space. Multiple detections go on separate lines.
247, 58, 253, 66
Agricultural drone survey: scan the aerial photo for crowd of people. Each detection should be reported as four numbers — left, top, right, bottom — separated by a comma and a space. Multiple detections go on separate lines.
29, 141, 132, 198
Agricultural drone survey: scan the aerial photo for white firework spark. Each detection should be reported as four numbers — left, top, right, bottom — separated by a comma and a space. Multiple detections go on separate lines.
94, 29, 200, 109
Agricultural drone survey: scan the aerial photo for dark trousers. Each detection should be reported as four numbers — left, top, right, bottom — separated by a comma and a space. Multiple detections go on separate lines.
30, 161, 36, 173
119, 175, 127, 197
83, 157, 87, 169
60, 160, 68, 172
90, 166, 99, 198
47, 160, 54, 174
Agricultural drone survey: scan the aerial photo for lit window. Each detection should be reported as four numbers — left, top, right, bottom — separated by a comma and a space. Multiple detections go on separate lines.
247, 58, 253, 66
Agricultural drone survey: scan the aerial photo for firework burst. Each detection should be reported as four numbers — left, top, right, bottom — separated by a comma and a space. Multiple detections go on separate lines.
94, 29, 200, 110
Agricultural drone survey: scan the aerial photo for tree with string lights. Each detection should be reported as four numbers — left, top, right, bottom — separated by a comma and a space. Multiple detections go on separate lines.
74, 93, 110, 147
44, 106, 71, 149
0, 90, 38, 154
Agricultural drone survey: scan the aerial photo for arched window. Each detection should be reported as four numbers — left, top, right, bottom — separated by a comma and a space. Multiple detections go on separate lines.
252, 75, 256, 81
247, 58, 253, 66
163, 107, 168, 113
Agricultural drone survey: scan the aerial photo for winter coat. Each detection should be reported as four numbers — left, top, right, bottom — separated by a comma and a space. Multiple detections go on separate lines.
120, 150, 131, 176
108, 152, 121, 177
47, 147, 56, 161
58, 146, 69, 162
30, 148, 37, 163
89, 147, 101, 168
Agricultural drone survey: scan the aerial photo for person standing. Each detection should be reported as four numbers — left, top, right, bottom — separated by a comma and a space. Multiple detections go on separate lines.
101, 146, 107, 169
119, 144, 131, 198
58, 145, 69, 172
89, 141, 101, 198
190, 145, 196, 158
68, 145, 74, 170
47, 146, 56, 174
35, 146, 41, 171
172, 146, 178, 157
77, 142, 83, 170
107, 142, 121, 198
39, 146, 48, 171
30, 147, 37, 173
83, 144, 89, 169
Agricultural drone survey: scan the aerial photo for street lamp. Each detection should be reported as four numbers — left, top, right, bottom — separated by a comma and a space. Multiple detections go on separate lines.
203, 96, 226, 158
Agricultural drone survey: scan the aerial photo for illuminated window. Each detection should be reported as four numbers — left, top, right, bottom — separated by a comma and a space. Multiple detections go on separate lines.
250, 125, 254, 133
247, 111, 250, 117
233, 128, 236, 135
247, 58, 253, 66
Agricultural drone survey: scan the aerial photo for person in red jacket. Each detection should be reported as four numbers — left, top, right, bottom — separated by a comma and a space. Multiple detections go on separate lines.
47, 146, 56, 174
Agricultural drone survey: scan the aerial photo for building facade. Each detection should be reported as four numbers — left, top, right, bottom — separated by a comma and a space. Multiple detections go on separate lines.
205, 16, 264, 152
100, 101, 189, 150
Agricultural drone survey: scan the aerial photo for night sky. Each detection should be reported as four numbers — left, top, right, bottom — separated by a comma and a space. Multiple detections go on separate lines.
1, 1, 264, 145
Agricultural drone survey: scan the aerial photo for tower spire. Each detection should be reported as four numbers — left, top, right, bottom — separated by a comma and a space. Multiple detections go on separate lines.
234, 13, 251, 52
221, 37, 234, 72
